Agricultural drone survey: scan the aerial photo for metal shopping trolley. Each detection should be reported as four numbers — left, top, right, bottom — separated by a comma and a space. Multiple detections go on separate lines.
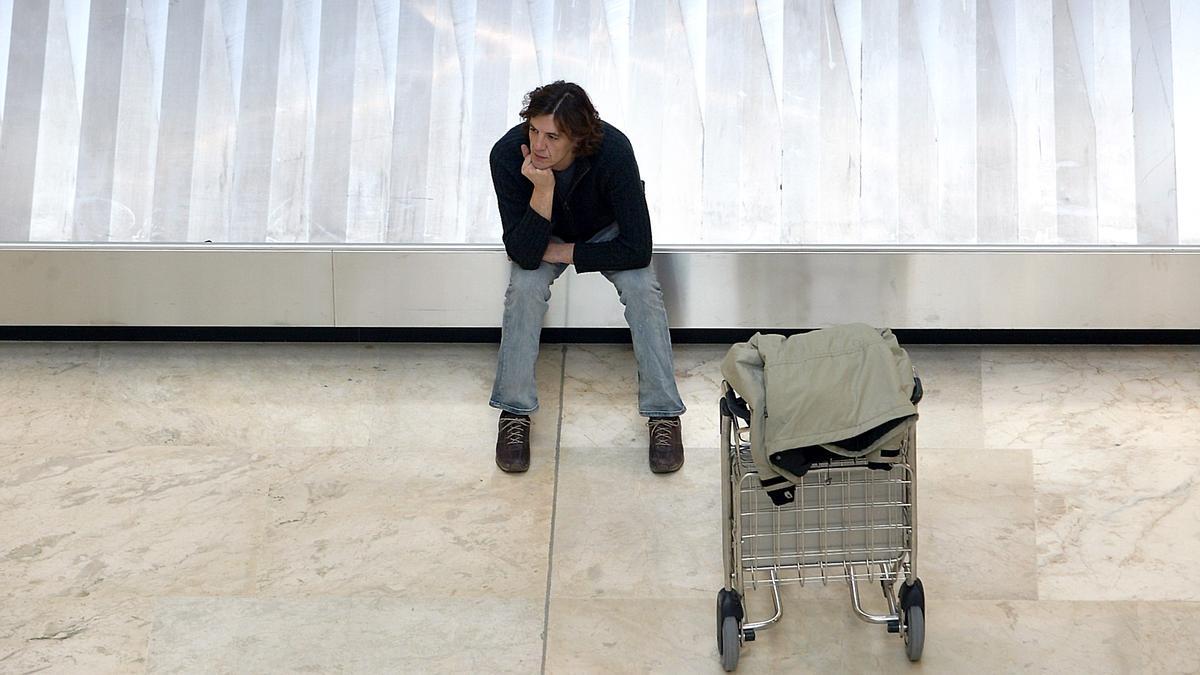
715, 377, 926, 671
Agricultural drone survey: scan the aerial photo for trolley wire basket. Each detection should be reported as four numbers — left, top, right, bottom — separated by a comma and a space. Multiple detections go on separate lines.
716, 381, 926, 670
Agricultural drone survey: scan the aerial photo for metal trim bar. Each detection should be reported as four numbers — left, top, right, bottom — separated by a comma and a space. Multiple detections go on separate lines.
2, 248, 1198, 329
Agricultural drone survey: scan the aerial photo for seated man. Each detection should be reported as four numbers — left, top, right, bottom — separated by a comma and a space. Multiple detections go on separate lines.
488, 80, 686, 474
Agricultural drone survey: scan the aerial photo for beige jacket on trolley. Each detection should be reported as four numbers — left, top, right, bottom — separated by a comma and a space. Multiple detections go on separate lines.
720, 324, 918, 503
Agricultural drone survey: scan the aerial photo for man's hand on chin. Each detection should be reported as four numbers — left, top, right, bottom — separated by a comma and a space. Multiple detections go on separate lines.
542, 242, 574, 264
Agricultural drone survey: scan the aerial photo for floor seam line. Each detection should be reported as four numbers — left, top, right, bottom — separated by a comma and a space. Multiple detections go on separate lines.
540, 344, 568, 675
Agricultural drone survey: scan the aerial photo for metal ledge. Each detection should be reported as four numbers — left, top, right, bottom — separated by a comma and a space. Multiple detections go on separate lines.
2, 247, 1198, 329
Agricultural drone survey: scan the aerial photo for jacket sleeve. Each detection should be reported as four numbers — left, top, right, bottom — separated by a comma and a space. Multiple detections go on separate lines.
721, 335, 791, 492
490, 141, 552, 270
572, 149, 653, 273
720, 338, 766, 415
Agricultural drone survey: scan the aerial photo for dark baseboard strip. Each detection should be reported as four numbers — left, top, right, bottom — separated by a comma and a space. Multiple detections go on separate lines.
2, 326, 1199, 345
673, 328, 1200, 345
889, 329, 1200, 345
0, 326, 506, 342
676, 329, 1200, 345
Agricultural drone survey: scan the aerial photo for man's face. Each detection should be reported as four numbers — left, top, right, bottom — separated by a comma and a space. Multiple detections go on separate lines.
527, 114, 576, 171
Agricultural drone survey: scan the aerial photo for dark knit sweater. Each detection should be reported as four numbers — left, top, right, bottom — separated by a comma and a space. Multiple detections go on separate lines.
489, 121, 653, 273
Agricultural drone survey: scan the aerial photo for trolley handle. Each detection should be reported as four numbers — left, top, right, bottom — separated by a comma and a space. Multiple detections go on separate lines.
721, 385, 752, 424
721, 374, 919, 423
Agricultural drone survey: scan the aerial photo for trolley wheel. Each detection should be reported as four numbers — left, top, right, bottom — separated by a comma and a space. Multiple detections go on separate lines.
720, 615, 740, 671
898, 578, 926, 661
904, 605, 925, 662
716, 589, 744, 671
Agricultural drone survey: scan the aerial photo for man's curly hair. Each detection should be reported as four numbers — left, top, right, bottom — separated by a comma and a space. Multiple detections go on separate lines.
519, 81, 604, 157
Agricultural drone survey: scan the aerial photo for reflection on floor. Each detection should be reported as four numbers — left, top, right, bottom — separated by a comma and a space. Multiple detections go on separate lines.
2, 342, 1198, 673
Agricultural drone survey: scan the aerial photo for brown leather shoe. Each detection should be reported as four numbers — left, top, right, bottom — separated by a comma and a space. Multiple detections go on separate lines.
496, 411, 531, 473
648, 416, 684, 473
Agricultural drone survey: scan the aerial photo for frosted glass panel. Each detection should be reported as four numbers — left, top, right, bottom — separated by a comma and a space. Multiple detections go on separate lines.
0, 0, 1194, 244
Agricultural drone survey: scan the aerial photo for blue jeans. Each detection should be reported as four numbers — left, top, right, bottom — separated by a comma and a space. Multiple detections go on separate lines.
490, 225, 686, 418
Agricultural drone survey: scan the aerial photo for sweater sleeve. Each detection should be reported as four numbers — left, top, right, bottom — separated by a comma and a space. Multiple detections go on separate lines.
571, 145, 653, 273
490, 139, 552, 270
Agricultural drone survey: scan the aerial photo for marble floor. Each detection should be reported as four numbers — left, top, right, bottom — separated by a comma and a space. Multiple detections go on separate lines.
1, 341, 1199, 674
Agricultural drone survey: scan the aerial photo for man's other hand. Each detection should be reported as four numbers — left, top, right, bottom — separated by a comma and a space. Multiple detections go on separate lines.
521, 144, 555, 191
542, 242, 574, 264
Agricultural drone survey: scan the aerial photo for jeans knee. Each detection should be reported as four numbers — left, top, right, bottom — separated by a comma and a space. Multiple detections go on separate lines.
506, 268, 553, 307
611, 268, 662, 308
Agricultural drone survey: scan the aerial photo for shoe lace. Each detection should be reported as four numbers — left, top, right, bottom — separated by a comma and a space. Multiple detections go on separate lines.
648, 417, 680, 447
500, 416, 531, 445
